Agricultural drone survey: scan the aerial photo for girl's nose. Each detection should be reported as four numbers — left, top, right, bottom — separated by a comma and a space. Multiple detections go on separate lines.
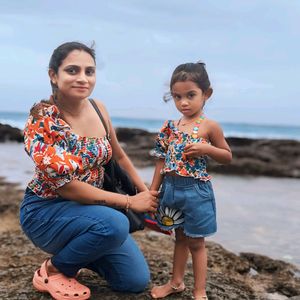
181, 99, 189, 106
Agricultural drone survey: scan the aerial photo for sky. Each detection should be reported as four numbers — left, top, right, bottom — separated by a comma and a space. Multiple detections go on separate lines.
0, 0, 299, 126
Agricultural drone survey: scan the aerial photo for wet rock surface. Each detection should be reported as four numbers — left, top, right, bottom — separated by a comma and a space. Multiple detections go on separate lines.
0, 177, 299, 299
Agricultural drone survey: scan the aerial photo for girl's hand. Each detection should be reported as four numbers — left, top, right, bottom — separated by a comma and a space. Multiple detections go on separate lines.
130, 190, 159, 213
183, 142, 211, 158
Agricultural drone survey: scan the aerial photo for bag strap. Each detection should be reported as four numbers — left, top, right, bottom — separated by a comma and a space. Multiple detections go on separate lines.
89, 98, 110, 139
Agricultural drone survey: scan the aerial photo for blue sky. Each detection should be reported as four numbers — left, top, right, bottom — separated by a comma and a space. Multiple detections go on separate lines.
0, 0, 299, 125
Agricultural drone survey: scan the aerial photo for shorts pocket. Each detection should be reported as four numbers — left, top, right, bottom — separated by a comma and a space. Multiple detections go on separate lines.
194, 181, 211, 200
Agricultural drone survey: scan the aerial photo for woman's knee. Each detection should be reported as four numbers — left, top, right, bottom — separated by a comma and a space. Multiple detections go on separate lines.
89, 209, 129, 247
113, 267, 150, 293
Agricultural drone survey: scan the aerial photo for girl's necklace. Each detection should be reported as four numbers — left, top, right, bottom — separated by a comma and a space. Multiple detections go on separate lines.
178, 115, 204, 126
180, 118, 196, 126
178, 115, 205, 139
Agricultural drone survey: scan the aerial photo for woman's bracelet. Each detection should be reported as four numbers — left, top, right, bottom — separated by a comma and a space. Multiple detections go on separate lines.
125, 194, 132, 212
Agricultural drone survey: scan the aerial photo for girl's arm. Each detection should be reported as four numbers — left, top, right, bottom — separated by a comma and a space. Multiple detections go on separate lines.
150, 159, 165, 191
57, 180, 158, 212
184, 120, 232, 164
206, 120, 232, 164
95, 100, 148, 192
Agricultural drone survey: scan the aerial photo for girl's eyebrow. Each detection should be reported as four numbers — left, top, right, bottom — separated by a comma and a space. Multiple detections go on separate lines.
172, 89, 197, 94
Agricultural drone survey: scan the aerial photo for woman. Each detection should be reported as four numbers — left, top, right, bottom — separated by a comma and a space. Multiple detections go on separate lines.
20, 41, 158, 300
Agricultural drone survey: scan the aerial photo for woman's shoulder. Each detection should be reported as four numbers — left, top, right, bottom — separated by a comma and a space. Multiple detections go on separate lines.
90, 99, 110, 120
26, 100, 69, 134
29, 100, 59, 120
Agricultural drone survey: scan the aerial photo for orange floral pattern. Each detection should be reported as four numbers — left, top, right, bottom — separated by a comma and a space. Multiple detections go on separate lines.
24, 105, 112, 198
152, 120, 211, 181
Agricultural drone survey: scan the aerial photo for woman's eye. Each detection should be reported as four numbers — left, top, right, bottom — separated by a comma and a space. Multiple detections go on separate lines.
173, 95, 181, 100
188, 93, 195, 99
86, 68, 95, 76
66, 68, 77, 74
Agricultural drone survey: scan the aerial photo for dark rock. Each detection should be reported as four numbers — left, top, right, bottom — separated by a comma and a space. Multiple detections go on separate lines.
115, 128, 300, 178
0, 123, 23, 142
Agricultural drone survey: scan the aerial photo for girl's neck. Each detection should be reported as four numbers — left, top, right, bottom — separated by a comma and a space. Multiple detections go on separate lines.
180, 112, 204, 126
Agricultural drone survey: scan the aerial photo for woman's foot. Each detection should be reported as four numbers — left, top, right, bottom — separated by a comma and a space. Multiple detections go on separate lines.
33, 259, 90, 300
151, 281, 185, 299
46, 259, 60, 276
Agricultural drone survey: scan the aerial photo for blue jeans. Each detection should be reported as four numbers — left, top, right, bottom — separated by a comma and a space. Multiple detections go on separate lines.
20, 188, 149, 293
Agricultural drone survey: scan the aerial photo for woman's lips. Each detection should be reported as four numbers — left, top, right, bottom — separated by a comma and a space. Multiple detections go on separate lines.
72, 86, 89, 90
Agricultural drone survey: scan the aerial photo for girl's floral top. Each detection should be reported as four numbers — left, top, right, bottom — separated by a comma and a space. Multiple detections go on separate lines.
24, 104, 112, 198
152, 120, 211, 181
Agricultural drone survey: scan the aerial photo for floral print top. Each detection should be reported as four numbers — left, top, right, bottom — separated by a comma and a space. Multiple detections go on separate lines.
24, 104, 112, 198
152, 120, 211, 181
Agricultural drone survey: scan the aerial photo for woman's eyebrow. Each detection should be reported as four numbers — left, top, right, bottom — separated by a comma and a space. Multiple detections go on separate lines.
64, 65, 95, 68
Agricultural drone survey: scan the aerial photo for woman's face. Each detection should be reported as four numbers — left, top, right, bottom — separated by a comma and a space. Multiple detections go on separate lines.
49, 50, 96, 101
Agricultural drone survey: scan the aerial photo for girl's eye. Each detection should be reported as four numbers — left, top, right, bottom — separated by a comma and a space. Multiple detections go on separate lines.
173, 94, 181, 100
188, 93, 195, 99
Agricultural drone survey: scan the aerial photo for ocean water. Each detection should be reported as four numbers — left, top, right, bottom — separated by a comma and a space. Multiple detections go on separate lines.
1, 111, 300, 140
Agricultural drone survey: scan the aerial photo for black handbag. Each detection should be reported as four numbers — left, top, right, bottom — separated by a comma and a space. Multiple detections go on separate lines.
90, 99, 145, 233
103, 159, 145, 233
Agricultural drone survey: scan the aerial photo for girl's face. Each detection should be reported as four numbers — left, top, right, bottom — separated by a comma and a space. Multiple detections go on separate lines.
49, 50, 96, 101
171, 81, 210, 118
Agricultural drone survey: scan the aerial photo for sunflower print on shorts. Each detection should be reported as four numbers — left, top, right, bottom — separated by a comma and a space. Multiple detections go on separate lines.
156, 206, 184, 228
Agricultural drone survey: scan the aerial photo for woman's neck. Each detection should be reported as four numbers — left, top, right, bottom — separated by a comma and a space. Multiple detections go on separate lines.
54, 95, 88, 117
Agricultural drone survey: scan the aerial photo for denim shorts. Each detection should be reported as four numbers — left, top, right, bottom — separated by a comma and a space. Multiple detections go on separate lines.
155, 176, 217, 238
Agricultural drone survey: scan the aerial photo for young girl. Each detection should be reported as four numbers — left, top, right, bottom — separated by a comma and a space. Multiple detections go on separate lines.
150, 62, 232, 300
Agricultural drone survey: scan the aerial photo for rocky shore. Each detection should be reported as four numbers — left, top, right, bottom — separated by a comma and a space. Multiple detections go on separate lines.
1, 122, 300, 178
1, 123, 300, 298
0, 176, 300, 299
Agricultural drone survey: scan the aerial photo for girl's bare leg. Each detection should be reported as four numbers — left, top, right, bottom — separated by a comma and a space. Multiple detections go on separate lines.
188, 237, 207, 299
151, 228, 188, 298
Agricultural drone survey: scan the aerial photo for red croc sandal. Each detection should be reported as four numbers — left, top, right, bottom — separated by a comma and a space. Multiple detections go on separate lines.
32, 259, 90, 300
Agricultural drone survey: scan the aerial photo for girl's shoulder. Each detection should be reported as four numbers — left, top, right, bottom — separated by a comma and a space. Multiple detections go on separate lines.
160, 119, 178, 131
203, 118, 222, 128
202, 117, 224, 136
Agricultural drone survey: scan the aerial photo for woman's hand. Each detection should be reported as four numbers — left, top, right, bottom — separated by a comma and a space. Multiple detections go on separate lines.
130, 190, 159, 213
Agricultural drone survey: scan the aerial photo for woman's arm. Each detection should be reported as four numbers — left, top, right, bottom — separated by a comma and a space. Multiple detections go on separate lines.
57, 180, 158, 212
94, 100, 148, 192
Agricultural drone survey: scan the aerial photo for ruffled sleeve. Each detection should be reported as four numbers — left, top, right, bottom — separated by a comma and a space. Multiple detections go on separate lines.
24, 105, 83, 190
151, 120, 171, 159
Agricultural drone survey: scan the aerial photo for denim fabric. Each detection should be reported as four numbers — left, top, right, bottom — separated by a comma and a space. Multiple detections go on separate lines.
20, 188, 149, 292
156, 176, 217, 237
